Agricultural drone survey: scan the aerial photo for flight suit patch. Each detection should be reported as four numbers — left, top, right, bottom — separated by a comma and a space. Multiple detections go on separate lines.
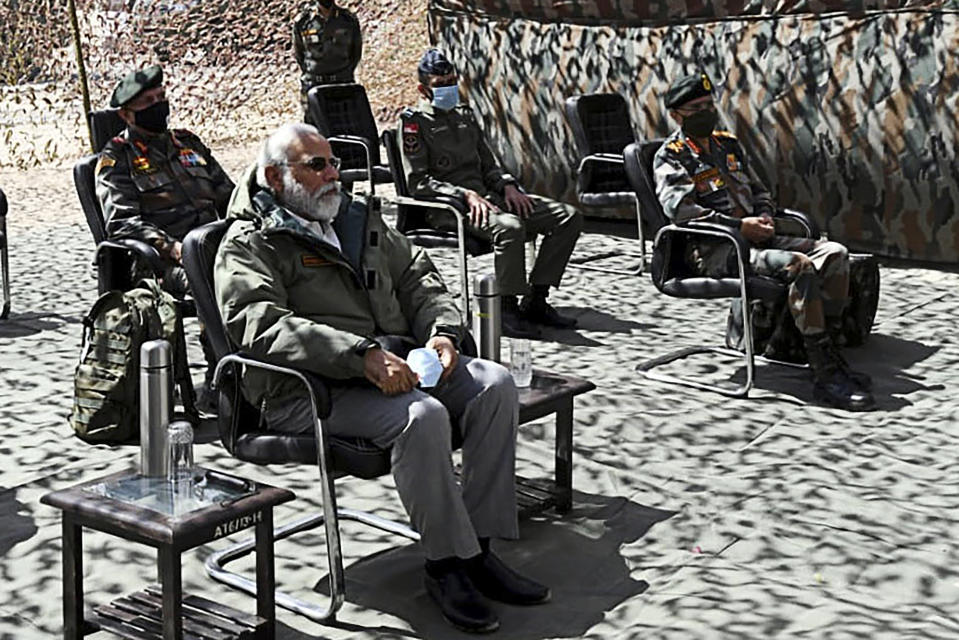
301, 255, 332, 267
402, 122, 420, 154
436, 155, 452, 169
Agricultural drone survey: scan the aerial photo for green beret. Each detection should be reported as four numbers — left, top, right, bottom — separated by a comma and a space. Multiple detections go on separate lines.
664, 72, 713, 110
109, 65, 163, 108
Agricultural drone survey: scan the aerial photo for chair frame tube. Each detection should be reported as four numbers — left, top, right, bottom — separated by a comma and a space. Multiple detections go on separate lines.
637, 225, 810, 397
388, 195, 471, 322
204, 354, 419, 624
0, 199, 9, 320
328, 135, 375, 197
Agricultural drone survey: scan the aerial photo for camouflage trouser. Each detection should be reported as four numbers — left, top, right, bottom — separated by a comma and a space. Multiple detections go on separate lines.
749, 236, 849, 336
473, 193, 584, 296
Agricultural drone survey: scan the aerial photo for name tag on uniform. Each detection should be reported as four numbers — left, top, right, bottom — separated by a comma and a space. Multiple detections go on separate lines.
301, 255, 332, 268
692, 167, 725, 192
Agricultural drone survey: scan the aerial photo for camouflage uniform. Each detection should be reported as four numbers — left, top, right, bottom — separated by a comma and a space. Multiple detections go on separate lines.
95, 127, 234, 296
399, 101, 582, 297
653, 127, 849, 336
293, 3, 362, 112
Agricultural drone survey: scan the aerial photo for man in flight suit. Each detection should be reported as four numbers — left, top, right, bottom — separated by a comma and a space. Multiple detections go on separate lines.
95, 65, 234, 409
652, 71, 874, 410
215, 123, 550, 633
400, 49, 583, 338
293, 0, 362, 121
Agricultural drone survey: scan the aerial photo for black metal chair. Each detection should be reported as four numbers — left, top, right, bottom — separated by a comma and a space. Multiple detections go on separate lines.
182, 218, 479, 623
0, 187, 9, 319
306, 83, 393, 190
565, 93, 646, 275
627, 139, 817, 397
381, 128, 492, 320
74, 109, 167, 294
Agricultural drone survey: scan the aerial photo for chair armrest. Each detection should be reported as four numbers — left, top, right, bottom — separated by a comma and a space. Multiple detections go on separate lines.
575, 152, 625, 175
94, 238, 165, 275
656, 220, 752, 278
328, 134, 375, 193
776, 207, 820, 238
212, 353, 333, 420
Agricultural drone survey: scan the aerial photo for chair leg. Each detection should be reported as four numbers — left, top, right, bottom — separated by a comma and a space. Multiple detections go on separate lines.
455, 214, 471, 323
204, 508, 420, 624
570, 197, 647, 277
637, 295, 755, 398
0, 241, 9, 320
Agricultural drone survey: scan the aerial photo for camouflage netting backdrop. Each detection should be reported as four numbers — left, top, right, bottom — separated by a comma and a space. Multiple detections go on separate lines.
0, 0, 428, 168
429, 0, 959, 264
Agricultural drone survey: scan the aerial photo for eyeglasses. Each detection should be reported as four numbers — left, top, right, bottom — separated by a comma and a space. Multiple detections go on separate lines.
286, 156, 341, 172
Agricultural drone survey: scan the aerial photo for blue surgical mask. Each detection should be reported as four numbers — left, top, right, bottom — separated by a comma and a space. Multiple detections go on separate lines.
431, 84, 459, 111
406, 348, 444, 388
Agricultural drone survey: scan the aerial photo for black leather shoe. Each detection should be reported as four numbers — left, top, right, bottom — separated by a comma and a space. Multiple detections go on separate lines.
813, 372, 876, 412
467, 551, 551, 605
425, 567, 499, 633
502, 308, 542, 339
520, 297, 577, 329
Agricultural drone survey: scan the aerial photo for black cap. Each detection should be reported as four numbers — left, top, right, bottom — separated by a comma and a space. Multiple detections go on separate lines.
418, 49, 455, 78
109, 65, 163, 108
664, 72, 713, 110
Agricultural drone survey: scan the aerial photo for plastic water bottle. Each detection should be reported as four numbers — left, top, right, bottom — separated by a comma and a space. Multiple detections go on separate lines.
509, 338, 533, 388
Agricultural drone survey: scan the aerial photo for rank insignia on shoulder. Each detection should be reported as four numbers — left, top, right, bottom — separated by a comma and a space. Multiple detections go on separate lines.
95, 155, 116, 174
666, 139, 685, 152
301, 255, 331, 268
714, 130, 737, 140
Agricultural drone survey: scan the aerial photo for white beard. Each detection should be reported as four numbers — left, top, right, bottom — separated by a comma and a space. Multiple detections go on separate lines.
280, 172, 341, 223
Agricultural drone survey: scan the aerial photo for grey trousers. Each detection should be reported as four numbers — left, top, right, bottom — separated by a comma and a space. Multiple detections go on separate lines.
263, 355, 520, 560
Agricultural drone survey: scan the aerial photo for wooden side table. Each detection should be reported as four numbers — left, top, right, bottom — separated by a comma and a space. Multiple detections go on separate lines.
516, 370, 596, 514
41, 468, 295, 640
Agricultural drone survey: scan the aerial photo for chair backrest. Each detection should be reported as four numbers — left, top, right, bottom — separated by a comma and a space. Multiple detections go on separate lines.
181, 219, 263, 454
0, 187, 6, 220
74, 155, 107, 244
623, 139, 671, 237
88, 109, 126, 154
307, 84, 382, 170
565, 93, 635, 196
565, 93, 635, 156
381, 128, 434, 233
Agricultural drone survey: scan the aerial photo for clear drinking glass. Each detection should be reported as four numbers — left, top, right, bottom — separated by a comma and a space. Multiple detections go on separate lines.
509, 338, 533, 388
167, 421, 194, 487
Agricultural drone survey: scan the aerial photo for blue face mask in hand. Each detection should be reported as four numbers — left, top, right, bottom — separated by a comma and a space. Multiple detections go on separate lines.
406, 348, 444, 388
431, 84, 459, 111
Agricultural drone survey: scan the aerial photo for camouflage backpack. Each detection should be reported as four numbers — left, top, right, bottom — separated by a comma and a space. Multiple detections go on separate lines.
726, 254, 881, 362
69, 279, 186, 443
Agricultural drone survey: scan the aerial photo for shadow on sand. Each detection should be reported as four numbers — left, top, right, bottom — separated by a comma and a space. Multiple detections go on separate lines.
313, 491, 673, 639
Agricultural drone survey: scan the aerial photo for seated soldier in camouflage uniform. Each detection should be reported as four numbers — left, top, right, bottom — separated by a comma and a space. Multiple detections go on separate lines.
293, 0, 362, 122
400, 49, 584, 338
96, 65, 234, 409
653, 71, 874, 411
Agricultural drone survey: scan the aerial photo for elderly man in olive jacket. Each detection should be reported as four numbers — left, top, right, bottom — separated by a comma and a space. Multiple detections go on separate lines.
214, 123, 550, 633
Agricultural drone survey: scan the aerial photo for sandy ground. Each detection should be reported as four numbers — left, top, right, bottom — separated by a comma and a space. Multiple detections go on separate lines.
1, 150, 959, 639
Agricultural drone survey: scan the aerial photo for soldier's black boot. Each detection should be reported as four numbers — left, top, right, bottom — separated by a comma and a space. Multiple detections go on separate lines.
804, 333, 875, 411
826, 318, 872, 390
520, 285, 577, 329
501, 295, 542, 339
